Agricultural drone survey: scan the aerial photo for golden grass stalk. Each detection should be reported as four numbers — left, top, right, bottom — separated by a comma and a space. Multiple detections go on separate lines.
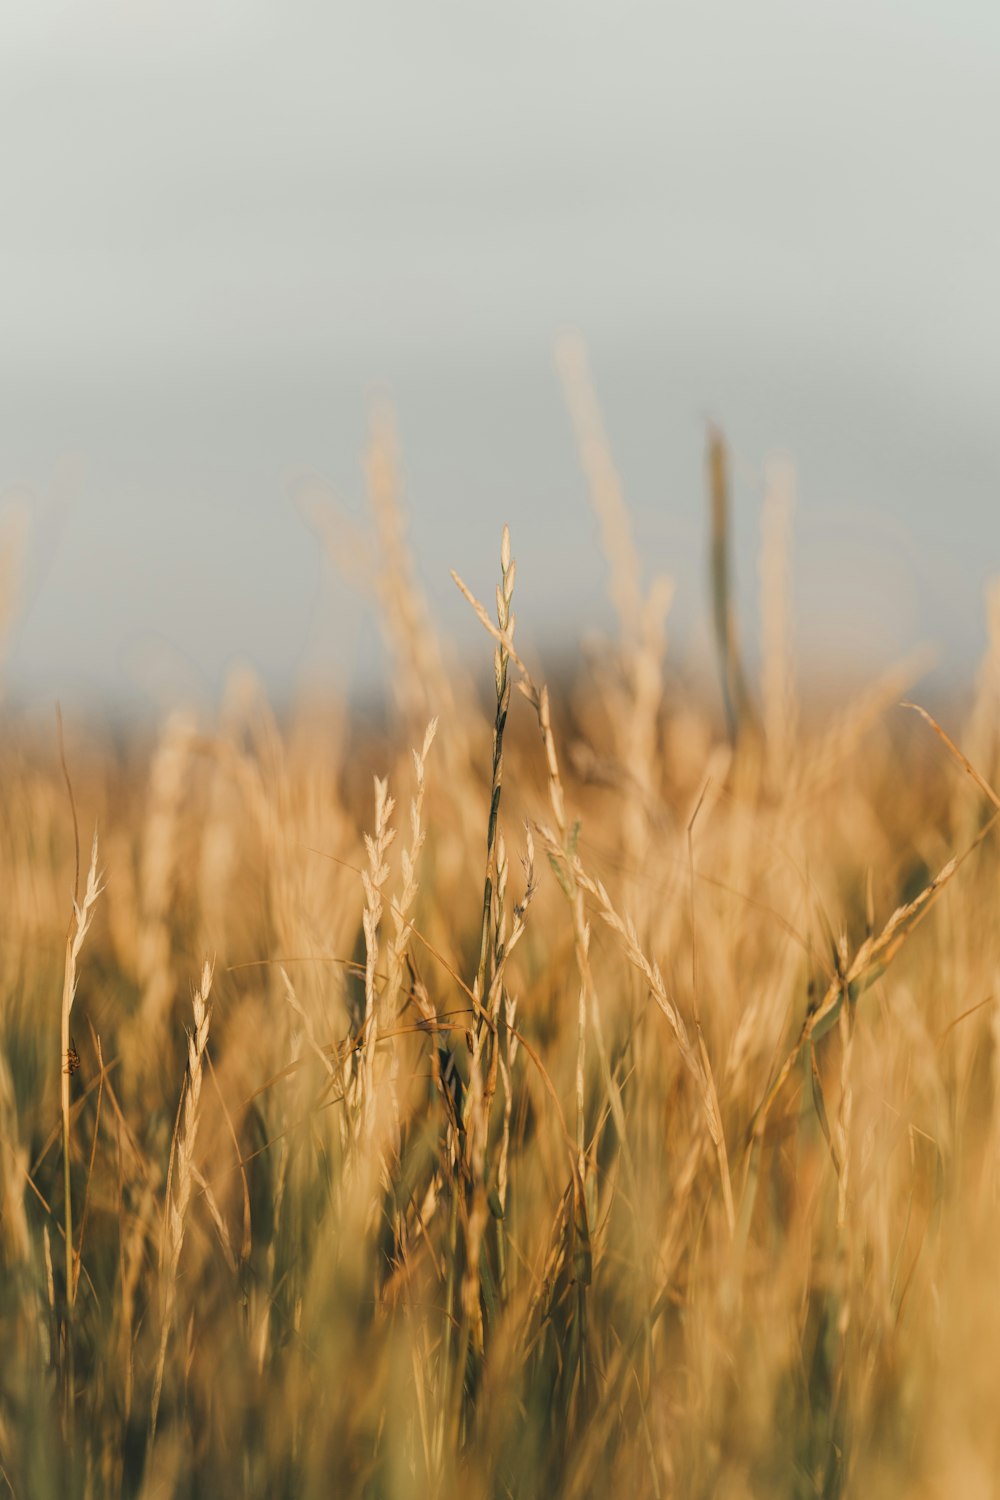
474, 525, 515, 1015
150, 959, 214, 1441
452, 557, 594, 1170
453, 542, 642, 1264
358, 776, 396, 1135
385, 718, 437, 1015
380, 718, 436, 1152
902, 701, 1000, 813
452, 531, 520, 1382
59, 830, 102, 1429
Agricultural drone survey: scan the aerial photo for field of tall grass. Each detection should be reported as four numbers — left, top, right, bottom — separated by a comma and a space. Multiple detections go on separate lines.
2, 362, 1000, 1498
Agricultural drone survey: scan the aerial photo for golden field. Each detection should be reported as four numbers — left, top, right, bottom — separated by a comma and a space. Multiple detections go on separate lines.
2, 377, 1000, 1498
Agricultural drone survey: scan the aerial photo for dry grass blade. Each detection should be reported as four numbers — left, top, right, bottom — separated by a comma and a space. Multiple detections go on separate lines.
902, 700, 1000, 812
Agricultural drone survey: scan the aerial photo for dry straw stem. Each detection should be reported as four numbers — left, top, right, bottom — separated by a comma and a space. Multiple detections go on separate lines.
150, 959, 214, 1441
455, 544, 654, 1217
451, 563, 567, 838
483, 826, 536, 1032
358, 774, 397, 1134
453, 550, 597, 1173
902, 700, 1000, 814
453, 530, 526, 1378
59, 828, 103, 1421
369, 718, 438, 1157
474, 525, 515, 1015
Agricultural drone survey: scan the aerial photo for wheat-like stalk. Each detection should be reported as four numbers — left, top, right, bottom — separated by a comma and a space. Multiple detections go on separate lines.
357, 776, 396, 1136
150, 959, 214, 1440
384, 718, 438, 1021
59, 829, 103, 1431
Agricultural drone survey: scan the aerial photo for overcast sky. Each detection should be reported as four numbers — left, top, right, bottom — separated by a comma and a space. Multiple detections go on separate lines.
2, 1, 998, 716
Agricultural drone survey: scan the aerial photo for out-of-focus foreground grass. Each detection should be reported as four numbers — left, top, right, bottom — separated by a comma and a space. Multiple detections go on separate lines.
2, 368, 1000, 1499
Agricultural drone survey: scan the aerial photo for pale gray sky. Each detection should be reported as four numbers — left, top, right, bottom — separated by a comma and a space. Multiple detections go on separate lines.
2, 1, 998, 715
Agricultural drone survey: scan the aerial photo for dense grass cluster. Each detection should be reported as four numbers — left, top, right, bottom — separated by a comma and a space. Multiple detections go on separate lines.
2, 380, 1000, 1498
